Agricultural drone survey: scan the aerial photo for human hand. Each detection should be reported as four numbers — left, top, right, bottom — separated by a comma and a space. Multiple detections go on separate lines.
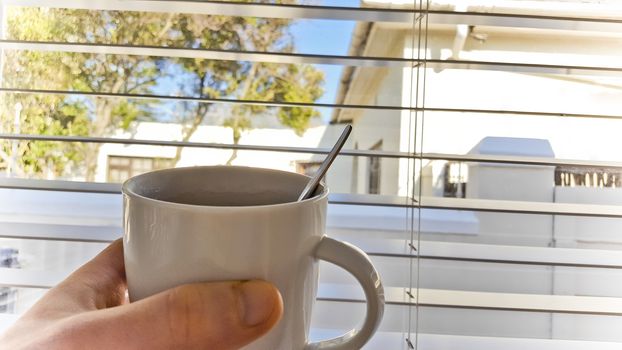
0, 240, 283, 350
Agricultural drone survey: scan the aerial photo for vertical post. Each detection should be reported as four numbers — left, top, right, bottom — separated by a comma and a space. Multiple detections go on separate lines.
456, 162, 463, 198
9, 101, 20, 176
0, 1, 6, 89
1, 2, 6, 176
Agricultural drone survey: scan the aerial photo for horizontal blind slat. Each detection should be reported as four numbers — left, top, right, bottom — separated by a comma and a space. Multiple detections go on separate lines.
4, 88, 622, 121
330, 194, 622, 217
0, 180, 619, 216
317, 284, 622, 316
0, 268, 64, 289
0, 178, 121, 194
3, 133, 622, 168
4, 0, 622, 34
3, 0, 422, 22
3, 268, 622, 316
0, 133, 411, 159
0, 40, 412, 68
0, 87, 411, 112
0, 222, 120, 243
310, 331, 622, 350
3, 220, 622, 269
348, 238, 622, 269
424, 153, 622, 169
413, 333, 622, 350
3, 40, 622, 75
416, 196, 622, 218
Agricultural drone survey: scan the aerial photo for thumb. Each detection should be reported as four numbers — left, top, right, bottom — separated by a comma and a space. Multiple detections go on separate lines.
73, 280, 283, 350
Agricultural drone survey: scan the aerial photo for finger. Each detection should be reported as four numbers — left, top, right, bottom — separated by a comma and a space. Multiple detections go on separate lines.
53, 239, 127, 310
69, 280, 283, 350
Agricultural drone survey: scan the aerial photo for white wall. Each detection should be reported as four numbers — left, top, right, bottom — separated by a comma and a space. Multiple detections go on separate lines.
468, 164, 555, 246
550, 186, 622, 340
324, 21, 622, 342
95, 122, 329, 182
356, 27, 622, 197
554, 187, 622, 248
325, 67, 403, 195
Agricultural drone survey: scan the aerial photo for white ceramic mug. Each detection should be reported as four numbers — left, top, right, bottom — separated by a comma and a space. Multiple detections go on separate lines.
123, 166, 384, 349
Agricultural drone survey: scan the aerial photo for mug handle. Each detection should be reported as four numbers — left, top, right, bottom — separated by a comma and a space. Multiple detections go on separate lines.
306, 236, 385, 350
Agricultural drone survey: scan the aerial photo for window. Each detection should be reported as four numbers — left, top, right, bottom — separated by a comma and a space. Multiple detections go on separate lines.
0, 287, 15, 313
2, 1, 622, 348
367, 141, 382, 194
0, 248, 19, 313
443, 162, 467, 198
555, 166, 621, 188
107, 156, 172, 183
351, 142, 359, 193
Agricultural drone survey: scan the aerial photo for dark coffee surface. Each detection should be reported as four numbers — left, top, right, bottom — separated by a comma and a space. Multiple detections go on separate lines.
127, 166, 324, 206
156, 190, 297, 206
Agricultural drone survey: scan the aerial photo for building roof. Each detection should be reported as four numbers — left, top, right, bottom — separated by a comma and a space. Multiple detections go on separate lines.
331, 0, 622, 123
362, 0, 622, 17
468, 137, 555, 158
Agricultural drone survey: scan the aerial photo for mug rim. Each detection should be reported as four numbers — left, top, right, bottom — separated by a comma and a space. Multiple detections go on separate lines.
122, 165, 329, 210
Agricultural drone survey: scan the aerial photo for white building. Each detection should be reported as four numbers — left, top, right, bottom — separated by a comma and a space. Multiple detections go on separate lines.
327, 0, 622, 199
314, 0, 622, 345
94, 121, 332, 183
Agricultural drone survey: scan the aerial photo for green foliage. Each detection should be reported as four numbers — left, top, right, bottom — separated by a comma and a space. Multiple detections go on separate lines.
4, 7, 170, 178
172, 7, 325, 157
113, 100, 151, 130
3, 3, 325, 175
21, 101, 90, 176
0, 94, 90, 177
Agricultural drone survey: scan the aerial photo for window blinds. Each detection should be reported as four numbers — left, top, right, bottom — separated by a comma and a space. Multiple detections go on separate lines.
2, 1, 622, 348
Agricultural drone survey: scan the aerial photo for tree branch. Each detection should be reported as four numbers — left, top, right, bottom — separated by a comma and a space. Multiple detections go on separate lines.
126, 76, 159, 94
156, 13, 176, 41
172, 72, 210, 165
0, 149, 25, 177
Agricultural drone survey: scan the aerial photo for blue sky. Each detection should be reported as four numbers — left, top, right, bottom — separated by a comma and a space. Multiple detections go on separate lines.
291, 0, 360, 122
150, 6, 357, 124
290, 18, 356, 122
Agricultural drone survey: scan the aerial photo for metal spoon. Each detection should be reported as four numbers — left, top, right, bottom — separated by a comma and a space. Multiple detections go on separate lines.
298, 125, 352, 201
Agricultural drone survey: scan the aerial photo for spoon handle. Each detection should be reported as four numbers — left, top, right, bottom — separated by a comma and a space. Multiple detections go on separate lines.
298, 125, 352, 201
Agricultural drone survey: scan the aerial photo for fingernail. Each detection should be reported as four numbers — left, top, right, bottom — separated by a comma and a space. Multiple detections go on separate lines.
237, 280, 278, 327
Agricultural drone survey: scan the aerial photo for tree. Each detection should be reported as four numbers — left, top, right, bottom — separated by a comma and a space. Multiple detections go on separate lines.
173, 12, 324, 165
4, 5, 324, 178
0, 92, 90, 179
6, 7, 170, 180
0, 20, 90, 179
